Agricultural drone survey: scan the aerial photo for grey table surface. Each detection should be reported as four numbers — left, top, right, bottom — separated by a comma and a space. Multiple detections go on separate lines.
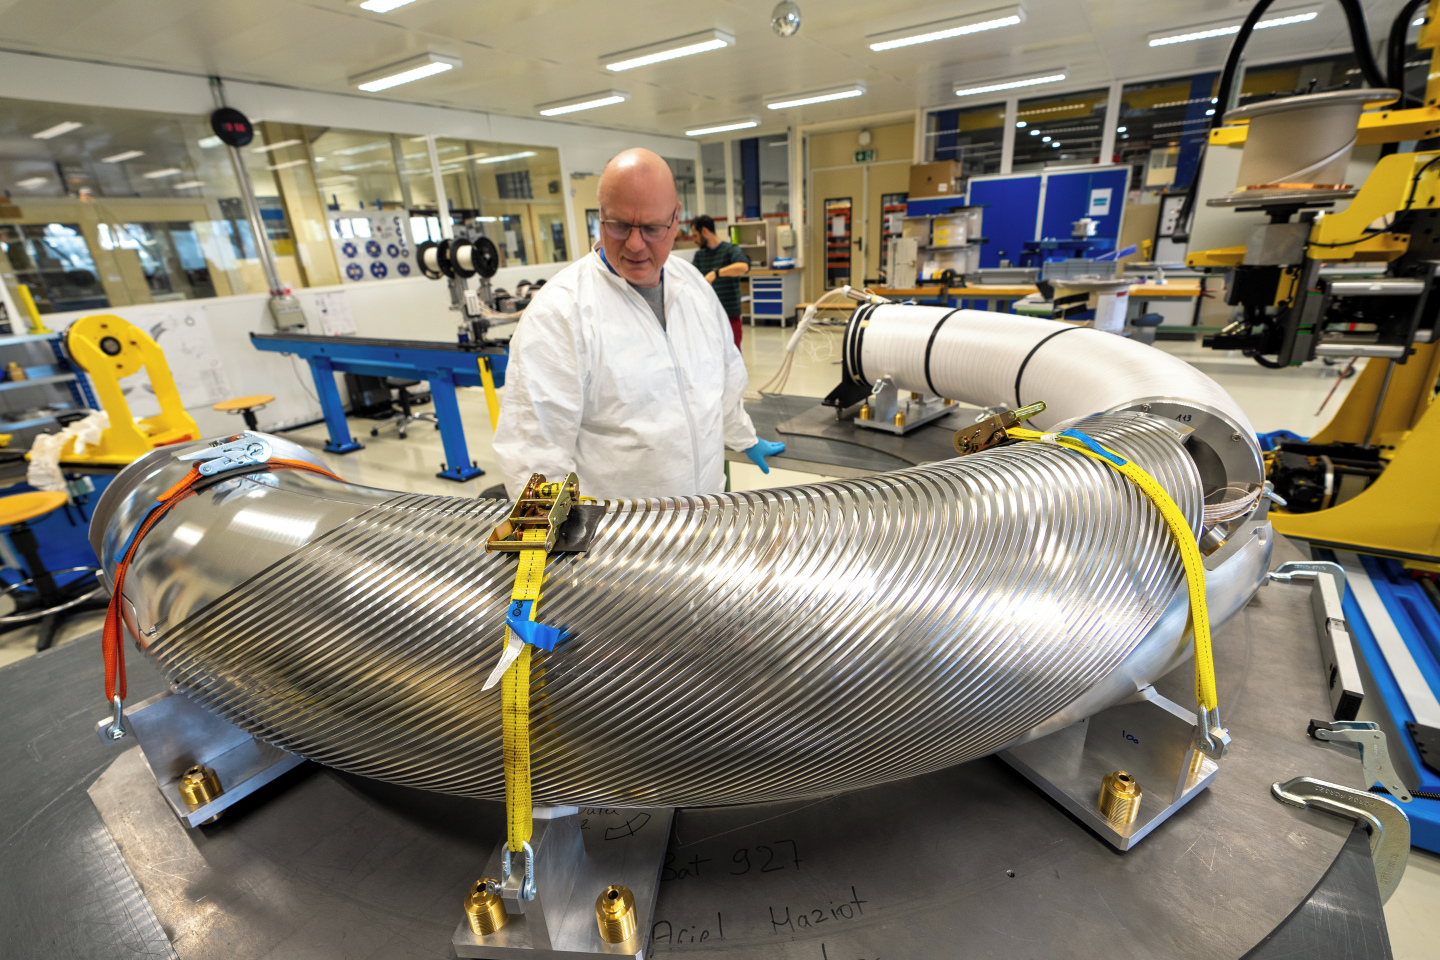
0, 536, 1395, 960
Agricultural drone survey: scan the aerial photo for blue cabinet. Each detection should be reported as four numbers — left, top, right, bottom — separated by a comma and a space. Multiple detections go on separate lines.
968, 165, 1129, 269
746, 270, 802, 327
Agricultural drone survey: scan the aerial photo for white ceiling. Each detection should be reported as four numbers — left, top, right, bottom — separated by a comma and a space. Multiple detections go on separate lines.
0, 0, 1414, 138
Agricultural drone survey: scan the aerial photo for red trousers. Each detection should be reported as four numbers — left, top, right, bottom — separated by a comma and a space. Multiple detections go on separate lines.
729, 316, 742, 348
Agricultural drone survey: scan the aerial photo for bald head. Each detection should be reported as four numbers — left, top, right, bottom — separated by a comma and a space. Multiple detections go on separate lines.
596, 148, 680, 287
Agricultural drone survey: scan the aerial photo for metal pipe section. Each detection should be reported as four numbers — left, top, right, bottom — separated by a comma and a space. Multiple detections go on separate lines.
92, 307, 1272, 807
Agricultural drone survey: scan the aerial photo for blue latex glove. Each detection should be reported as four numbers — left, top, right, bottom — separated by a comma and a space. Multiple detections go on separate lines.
743, 438, 786, 474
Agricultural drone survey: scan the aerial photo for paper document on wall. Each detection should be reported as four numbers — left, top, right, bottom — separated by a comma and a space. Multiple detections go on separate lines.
118, 304, 232, 417
830, 216, 845, 237
1088, 188, 1112, 216
310, 291, 357, 336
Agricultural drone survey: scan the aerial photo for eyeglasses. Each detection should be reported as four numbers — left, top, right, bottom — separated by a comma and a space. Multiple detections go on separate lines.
599, 207, 678, 243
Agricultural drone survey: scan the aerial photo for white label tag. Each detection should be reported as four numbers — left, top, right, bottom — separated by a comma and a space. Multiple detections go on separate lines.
483, 630, 525, 691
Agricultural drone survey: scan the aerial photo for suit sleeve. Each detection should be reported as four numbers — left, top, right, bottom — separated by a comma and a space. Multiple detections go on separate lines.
716, 290, 759, 451
492, 291, 587, 497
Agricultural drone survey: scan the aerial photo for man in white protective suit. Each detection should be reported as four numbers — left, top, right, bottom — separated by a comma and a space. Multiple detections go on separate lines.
493, 148, 785, 499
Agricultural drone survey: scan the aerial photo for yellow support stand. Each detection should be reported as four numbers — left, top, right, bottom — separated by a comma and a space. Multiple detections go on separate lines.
15, 284, 52, 334
59, 315, 201, 465
478, 356, 500, 432
1268, 342, 1440, 568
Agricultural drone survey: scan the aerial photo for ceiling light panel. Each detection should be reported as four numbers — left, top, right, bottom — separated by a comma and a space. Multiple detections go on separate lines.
474, 152, 536, 164
1148, 9, 1318, 47
142, 168, 183, 179
101, 150, 144, 163
537, 90, 631, 117
172, 180, 205, 189
350, 52, 460, 93
953, 72, 1066, 98
16, 177, 49, 189
868, 5, 1024, 51
251, 139, 302, 154
356, 0, 421, 12
32, 121, 82, 140
766, 83, 866, 110
603, 29, 734, 72
686, 119, 760, 137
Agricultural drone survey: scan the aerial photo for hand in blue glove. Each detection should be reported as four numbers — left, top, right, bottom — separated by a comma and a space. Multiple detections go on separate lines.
743, 438, 786, 474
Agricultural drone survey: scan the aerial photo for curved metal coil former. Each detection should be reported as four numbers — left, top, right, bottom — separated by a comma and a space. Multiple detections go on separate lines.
112, 413, 1207, 808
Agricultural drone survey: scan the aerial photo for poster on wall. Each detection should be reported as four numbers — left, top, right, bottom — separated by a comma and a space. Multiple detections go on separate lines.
307, 290, 357, 337
330, 212, 416, 283
117, 304, 232, 417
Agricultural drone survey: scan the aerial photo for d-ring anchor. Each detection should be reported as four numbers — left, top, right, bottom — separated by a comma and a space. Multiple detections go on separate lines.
95, 695, 127, 744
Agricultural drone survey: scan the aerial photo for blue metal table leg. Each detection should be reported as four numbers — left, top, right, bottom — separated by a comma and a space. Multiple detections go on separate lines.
310, 357, 363, 454
429, 371, 483, 482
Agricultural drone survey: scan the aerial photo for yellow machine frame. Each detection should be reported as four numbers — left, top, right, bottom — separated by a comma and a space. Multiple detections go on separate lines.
1186, 1, 1440, 567
61, 314, 200, 465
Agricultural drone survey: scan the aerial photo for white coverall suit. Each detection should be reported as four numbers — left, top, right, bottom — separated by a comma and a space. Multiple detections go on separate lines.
493, 250, 760, 500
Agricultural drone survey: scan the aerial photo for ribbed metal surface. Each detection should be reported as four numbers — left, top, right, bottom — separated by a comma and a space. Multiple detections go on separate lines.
135, 413, 1202, 807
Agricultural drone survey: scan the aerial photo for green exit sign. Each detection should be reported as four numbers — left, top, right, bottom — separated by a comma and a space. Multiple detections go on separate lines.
855, 149, 876, 163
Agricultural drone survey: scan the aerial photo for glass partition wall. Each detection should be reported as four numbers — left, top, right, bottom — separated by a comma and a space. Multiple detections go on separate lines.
0, 97, 574, 312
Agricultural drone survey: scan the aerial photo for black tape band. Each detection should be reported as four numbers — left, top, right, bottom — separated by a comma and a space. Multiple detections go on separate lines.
922, 308, 964, 397
850, 303, 875, 387
1014, 325, 1085, 407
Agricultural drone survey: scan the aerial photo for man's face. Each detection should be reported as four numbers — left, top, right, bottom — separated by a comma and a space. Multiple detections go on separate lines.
598, 196, 678, 288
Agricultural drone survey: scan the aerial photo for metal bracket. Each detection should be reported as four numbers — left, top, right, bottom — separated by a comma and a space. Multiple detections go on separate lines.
93, 689, 305, 828
1308, 719, 1412, 802
1272, 776, 1410, 903
1270, 560, 1364, 720
1000, 685, 1219, 850
853, 375, 953, 435
177, 433, 272, 476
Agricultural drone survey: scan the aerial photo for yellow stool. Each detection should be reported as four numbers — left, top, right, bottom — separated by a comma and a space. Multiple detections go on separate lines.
0, 491, 107, 651
213, 394, 275, 432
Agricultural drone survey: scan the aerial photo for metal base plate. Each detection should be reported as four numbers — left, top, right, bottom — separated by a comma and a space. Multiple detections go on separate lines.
454, 808, 673, 958
852, 401, 953, 435
439, 464, 486, 482
1000, 687, 1219, 850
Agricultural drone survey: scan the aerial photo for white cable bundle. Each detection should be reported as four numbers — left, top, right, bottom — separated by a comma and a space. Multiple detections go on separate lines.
852, 305, 1256, 436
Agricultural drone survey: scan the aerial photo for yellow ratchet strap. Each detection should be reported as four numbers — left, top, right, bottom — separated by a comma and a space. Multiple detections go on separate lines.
1008, 426, 1219, 716
478, 357, 500, 432
502, 527, 548, 854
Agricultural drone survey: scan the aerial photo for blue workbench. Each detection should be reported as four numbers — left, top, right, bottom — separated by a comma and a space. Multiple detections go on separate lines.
250, 333, 507, 482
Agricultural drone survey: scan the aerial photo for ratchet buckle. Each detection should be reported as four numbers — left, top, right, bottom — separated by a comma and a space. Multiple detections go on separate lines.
953, 401, 1047, 456
177, 433, 273, 476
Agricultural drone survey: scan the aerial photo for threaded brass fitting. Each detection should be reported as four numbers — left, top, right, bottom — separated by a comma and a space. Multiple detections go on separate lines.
858, 404, 872, 421
595, 885, 637, 944
178, 764, 223, 824
894, 411, 907, 428
464, 879, 507, 937
943, 398, 955, 406
1098, 770, 1142, 826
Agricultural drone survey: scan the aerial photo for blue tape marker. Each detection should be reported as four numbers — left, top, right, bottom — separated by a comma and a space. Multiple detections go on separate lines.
1059, 429, 1128, 467
505, 599, 567, 652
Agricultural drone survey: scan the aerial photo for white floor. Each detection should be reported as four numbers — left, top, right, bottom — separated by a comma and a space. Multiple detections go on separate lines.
2, 323, 1434, 955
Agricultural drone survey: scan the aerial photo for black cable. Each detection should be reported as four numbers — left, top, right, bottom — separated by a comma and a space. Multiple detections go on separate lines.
1387, 0, 1429, 103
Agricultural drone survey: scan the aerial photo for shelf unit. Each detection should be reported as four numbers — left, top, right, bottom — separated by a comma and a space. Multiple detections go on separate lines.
0, 330, 95, 438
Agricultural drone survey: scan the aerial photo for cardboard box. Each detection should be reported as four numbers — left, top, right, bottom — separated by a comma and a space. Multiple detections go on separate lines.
909, 161, 963, 198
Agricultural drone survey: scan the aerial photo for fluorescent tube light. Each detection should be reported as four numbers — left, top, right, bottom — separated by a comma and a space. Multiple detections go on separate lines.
268, 159, 309, 171
251, 139, 302, 154
32, 121, 82, 140
142, 168, 183, 179
953, 72, 1065, 98
537, 90, 630, 116
474, 151, 536, 164
868, 6, 1023, 51
16, 177, 48, 189
101, 150, 144, 163
173, 180, 205, 189
686, 119, 760, 136
603, 29, 734, 72
1148, 10, 1317, 47
351, 52, 459, 92
359, 0, 420, 11
198, 135, 223, 148
766, 83, 866, 110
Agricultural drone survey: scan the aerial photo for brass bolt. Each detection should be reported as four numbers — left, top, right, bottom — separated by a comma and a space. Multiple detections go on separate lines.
1098, 770, 1142, 826
894, 411, 907, 428
178, 764, 223, 823
858, 404, 872, 420
465, 879, 508, 937
595, 885, 637, 944
943, 398, 955, 406
909, 391, 920, 401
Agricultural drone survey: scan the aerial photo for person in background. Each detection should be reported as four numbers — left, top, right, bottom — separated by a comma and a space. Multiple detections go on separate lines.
492, 148, 784, 500
689, 215, 750, 348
